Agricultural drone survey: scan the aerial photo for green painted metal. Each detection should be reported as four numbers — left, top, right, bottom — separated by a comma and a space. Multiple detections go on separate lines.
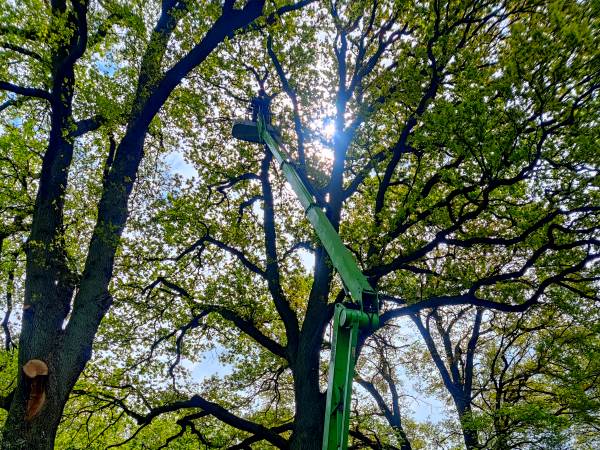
233, 108, 380, 450
257, 117, 377, 309
322, 304, 369, 449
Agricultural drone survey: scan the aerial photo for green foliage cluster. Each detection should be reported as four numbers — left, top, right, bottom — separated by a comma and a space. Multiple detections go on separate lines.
0, 0, 598, 449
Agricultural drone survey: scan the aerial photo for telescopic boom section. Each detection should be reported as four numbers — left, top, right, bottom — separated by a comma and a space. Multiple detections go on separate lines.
232, 104, 379, 450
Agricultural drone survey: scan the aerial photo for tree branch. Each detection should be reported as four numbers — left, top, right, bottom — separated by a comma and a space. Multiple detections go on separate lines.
176, 232, 267, 277
129, 394, 289, 449
266, 35, 306, 167
71, 114, 110, 137
0, 81, 51, 101
144, 277, 287, 359
0, 42, 44, 61
227, 423, 293, 449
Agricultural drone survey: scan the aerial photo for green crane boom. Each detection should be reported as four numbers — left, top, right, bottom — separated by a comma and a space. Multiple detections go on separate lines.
232, 101, 379, 450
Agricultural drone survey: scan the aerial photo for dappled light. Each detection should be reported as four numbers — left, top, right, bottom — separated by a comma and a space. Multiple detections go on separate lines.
0, 1, 598, 449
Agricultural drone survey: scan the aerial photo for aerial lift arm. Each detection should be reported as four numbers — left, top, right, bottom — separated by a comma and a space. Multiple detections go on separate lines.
232, 98, 379, 450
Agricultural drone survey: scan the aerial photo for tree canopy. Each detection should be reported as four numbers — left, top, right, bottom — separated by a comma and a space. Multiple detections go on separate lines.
0, 0, 598, 449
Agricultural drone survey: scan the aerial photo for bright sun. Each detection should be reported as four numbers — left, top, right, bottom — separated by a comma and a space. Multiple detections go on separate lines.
322, 119, 335, 140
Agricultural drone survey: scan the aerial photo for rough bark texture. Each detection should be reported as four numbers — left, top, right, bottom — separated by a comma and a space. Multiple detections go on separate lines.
1, 1, 268, 448
289, 261, 331, 449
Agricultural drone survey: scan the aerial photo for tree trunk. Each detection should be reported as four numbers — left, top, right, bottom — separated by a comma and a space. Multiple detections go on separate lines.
461, 426, 480, 450
290, 254, 331, 450
3, 355, 68, 450
457, 403, 479, 450
0, 2, 267, 446
290, 347, 326, 450
394, 426, 412, 450
492, 415, 510, 450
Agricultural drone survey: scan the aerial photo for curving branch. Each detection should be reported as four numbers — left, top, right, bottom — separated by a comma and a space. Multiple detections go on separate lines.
380, 249, 598, 324
113, 394, 290, 449
157, 412, 213, 449
88, 10, 130, 48
70, 114, 111, 138
236, 194, 262, 225
144, 277, 287, 359
410, 308, 482, 448
2, 252, 17, 351
260, 151, 300, 357
208, 172, 260, 206
243, 0, 317, 33
0, 25, 37, 40
175, 230, 266, 277
0, 42, 44, 61
266, 35, 306, 167
227, 423, 293, 449
0, 81, 51, 101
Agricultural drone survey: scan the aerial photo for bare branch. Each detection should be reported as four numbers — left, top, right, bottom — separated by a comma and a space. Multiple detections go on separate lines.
113, 394, 290, 449
0, 42, 44, 61
144, 277, 288, 359
0, 81, 51, 101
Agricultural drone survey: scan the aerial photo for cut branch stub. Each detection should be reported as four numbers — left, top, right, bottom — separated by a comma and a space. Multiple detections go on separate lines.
22, 359, 47, 378
22, 359, 48, 421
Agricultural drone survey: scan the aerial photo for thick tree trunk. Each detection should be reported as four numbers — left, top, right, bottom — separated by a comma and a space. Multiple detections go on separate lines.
290, 348, 325, 450
2, 61, 80, 449
290, 251, 331, 450
394, 425, 412, 450
3, 355, 69, 450
492, 416, 510, 450
457, 403, 479, 450
0, 2, 273, 448
1, 123, 146, 450
290, 387, 324, 449
462, 427, 480, 450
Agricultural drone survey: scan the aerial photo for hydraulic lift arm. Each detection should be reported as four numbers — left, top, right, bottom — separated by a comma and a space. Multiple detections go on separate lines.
232, 103, 379, 450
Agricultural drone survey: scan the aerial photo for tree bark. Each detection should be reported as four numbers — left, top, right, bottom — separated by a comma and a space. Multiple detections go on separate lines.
1, 2, 268, 448
3, 1, 81, 440
290, 249, 332, 450
457, 402, 479, 450
290, 362, 325, 450
290, 330, 327, 449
